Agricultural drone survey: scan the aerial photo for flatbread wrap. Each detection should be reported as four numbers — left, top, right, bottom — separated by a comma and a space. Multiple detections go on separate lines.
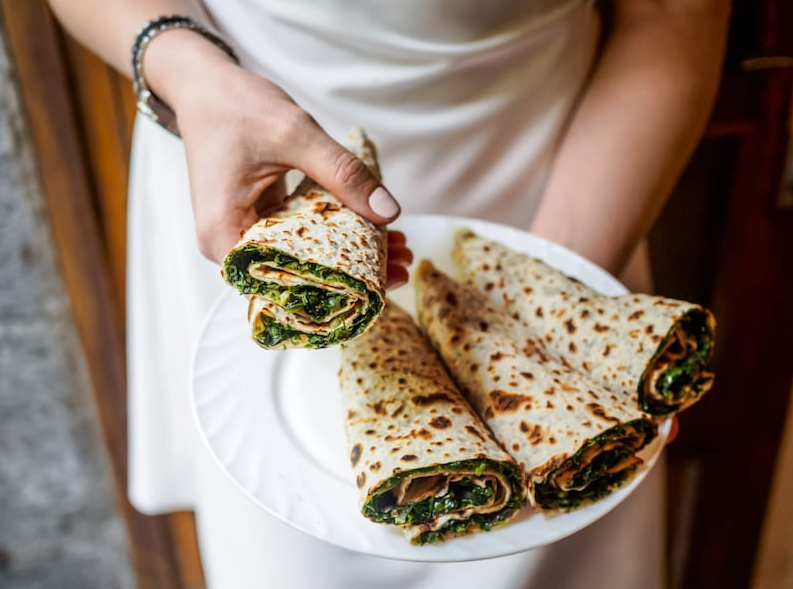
222, 128, 386, 349
339, 302, 526, 544
453, 230, 716, 416
414, 261, 657, 511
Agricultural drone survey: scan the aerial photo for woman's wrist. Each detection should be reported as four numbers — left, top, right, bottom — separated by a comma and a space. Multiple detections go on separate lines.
141, 27, 239, 115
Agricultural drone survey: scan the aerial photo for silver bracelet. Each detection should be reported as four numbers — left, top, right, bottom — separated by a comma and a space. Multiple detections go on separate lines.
132, 15, 239, 137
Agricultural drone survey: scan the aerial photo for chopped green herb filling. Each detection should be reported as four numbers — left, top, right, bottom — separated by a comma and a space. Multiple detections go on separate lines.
532, 419, 657, 510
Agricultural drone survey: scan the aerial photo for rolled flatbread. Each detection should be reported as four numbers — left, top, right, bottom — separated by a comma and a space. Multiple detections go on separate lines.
222, 128, 386, 349
414, 261, 657, 512
339, 302, 526, 544
453, 230, 716, 416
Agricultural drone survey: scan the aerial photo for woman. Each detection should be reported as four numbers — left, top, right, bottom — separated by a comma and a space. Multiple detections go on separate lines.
48, 0, 730, 587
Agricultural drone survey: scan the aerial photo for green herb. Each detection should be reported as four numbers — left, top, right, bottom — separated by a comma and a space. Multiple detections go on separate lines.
224, 246, 382, 348
531, 419, 657, 510
361, 459, 525, 538
639, 309, 714, 415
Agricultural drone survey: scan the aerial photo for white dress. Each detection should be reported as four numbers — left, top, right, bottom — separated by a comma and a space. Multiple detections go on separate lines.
127, 1, 666, 587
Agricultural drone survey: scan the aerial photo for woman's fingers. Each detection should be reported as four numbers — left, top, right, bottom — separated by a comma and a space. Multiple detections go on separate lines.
291, 122, 401, 225
666, 416, 679, 444
385, 230, 412, 290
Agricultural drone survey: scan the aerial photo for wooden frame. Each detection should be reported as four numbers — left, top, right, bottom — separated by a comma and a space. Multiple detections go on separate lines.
0, 1, 203, 587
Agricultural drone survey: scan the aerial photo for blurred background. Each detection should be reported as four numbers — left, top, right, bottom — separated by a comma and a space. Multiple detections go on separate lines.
0, 1, 791, 588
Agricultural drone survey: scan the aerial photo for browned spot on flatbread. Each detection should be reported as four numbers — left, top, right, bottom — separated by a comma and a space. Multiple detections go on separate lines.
586, 402, 621, 423
372, 400, 387, 415
525, 423, 544, 445
580, 309, 590, 319
369, 461, 381, 472
350, 443, 362, 468
314, 201, 341, 215
535, 306, 544, 318
490, 390, 533, 412
445, 292, 458, 306
603, 344, 613, 357
522, 286, 533, 295
415, 428, 434, 440
401, 454, 418, 462
390, 403, 405, 418
347, 409, 357, 419
520, 371, 534, 380
356, 472, 366, 488
429, 416, 452, 429
412, 393, 454, 406
564, 319, 577, 334
569, 342, 577, 353
628, 310, 644, 321
491, 352, 505, 362
593, 323, 609, 332
465, 425, 486, 442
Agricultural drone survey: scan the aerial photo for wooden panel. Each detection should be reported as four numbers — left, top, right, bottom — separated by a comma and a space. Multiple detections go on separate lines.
0, 1, 184, 587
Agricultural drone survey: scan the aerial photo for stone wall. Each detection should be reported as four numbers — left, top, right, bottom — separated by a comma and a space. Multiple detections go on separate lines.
0, 29, 135, 589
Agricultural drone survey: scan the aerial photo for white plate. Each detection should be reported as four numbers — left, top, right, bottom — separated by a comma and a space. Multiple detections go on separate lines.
191, 214, 669, 562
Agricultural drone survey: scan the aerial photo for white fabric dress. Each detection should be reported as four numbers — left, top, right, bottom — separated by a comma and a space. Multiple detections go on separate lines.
127, 1, 666, 587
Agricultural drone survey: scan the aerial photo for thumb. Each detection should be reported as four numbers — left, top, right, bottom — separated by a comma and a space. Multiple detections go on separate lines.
296, 132, 401, 224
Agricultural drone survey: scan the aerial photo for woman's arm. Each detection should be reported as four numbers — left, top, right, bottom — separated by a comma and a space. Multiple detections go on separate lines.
46, 0, 404, 271
529, 0, 731, 278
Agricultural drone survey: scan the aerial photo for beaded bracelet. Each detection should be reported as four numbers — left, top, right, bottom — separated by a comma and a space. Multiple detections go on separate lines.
132, 15, 239, 137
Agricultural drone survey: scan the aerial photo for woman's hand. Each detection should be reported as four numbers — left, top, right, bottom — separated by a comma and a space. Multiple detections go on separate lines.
144, 30, 402, 264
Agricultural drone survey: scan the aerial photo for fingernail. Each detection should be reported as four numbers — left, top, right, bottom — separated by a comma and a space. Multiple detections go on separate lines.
368, 186, 400, 219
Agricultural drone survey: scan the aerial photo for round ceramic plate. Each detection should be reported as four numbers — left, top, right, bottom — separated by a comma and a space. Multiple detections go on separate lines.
191, 214, 669, 562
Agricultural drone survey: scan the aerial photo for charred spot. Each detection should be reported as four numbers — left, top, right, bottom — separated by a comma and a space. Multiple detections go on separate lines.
484, 282, 495, 291
548, 436, 557, 444
520, 371, 534, 380
465, 425, 486, 442
581, 420, 592, 427
593, 323, 609, 333
350, 443, 363, 467
356, 472, 366, 489
628, 310, 645, 321
522, 286, 533, 295
347, 409, 357, 419
412, 393, 454, 406
535, 307, 544, 318
651, 334, 662, 344
586, 402, 621, 423
512, 443, 521, 452
296, 226, 307, 237
526, 423, 544, 445
391, 403, 405, 418
479, 321, 489, 332
356, 377, 363, 385
369, 461, 382, 472
484, 407, 495, 420
566, 405, 574, 411
470, 363, 479, 372
491, 352, 505, 361
564, 319, 577, 334
401, 454, 418, 462
372, 401, 387, 415
365, 429, 376, 435
445, 292, 458, 306
543, 387, 556, 396
588, 390, 599, 399
490, 390, 532, 412
580, 309, 590, 319
519, 421, 530, 433
429, 416, 453, 429
645, 324, 655, 334
582, 361, 591, 371
416, 428, 434, 440
603, 344, 613, 357
569, 342, 577, 353
546, 400, 555, 409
